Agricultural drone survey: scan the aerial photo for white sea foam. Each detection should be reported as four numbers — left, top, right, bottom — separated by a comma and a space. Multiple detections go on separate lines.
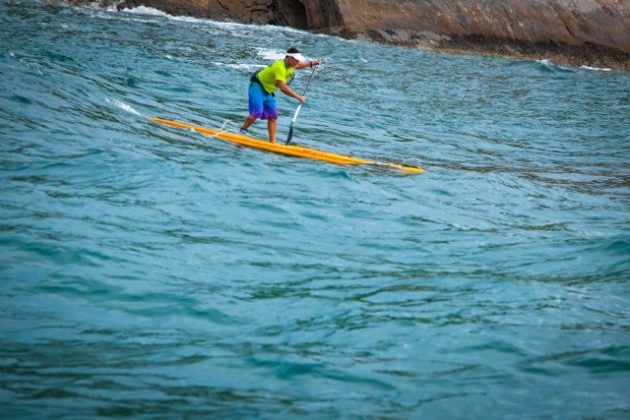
213, 62, 264, 71
580, 65, 612, 72
536, 59, 573, 71
121, 6, 170, 18
256, 48, 286, 61
83, 6, 158, 24
106, 98, 141, 116
120, 6, 307, 36
84, 3, 339, 45
537, 59, 614, 72
256, 47, 316, 61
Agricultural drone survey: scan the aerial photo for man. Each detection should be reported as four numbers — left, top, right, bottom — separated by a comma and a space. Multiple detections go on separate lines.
240, 47, 321, 143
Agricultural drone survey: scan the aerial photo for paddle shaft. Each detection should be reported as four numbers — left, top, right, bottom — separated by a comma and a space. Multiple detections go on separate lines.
285, 67, 316, 144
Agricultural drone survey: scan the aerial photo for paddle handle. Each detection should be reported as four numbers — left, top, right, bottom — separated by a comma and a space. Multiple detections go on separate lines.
285, 67, 316, 144
300, 67, 316, 97
291, 104, 303, 123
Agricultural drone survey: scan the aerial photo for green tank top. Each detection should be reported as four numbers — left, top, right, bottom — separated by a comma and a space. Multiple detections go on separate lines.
257, 59, 295, 94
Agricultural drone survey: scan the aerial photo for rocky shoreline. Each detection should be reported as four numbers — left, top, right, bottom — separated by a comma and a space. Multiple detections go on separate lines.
75, 0, 630, 70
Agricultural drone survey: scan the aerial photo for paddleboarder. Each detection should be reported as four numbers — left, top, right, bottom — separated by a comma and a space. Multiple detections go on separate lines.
240, 47, 320, 143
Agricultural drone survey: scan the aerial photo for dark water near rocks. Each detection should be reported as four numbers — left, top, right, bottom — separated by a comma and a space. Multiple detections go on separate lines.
1, 1, 630, 417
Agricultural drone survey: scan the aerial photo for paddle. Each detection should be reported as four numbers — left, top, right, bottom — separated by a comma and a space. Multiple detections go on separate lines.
285, 66, 316, 145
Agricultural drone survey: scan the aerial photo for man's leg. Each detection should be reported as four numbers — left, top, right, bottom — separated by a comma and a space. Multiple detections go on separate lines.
263, 94, 279, 143
243, 82, 263, 133
242, 115, 256, 131
268, 118, 277, 143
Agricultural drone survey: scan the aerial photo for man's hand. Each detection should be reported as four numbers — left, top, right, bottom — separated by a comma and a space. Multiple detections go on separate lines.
278, 81, 306, 103
296, 59, 322, 69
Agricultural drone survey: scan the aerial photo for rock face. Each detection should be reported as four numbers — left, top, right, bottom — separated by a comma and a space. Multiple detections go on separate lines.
112, 0, 630, 69
328, 0, 630, 69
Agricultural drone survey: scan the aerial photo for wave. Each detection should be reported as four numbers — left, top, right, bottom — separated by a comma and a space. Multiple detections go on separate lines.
536, 59, 575, 72
256, 47, 319, 61
106, 98, 142, 116
118, 5, 169, 17
118, 6, 308, 35
580, 65, 612, 72
535, 59, 613, 73
256, 47, 287, 61
213, 62, 264, 71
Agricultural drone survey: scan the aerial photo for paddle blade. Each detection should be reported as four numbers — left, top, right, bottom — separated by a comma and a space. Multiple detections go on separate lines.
285, 124, 294, 144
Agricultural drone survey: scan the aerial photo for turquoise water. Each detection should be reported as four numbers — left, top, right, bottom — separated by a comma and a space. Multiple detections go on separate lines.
2, 0, 630, 417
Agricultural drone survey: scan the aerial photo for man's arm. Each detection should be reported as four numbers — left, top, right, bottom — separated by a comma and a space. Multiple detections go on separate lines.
277, 81, 305, 103
295, 59, 321, 69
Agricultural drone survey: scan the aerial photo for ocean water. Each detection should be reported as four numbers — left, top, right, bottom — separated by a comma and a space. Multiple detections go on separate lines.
1, 0, 629, 417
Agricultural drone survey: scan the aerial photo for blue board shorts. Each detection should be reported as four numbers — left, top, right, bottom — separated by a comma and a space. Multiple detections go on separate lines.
248, 81, 278, 120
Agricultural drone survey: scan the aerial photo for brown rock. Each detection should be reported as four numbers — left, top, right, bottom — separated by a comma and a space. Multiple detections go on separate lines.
110, 0, 630, 69
327, 0, 630, 68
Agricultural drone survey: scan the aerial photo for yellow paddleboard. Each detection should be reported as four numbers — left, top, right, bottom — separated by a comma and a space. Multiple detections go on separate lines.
150, 117, 425, 174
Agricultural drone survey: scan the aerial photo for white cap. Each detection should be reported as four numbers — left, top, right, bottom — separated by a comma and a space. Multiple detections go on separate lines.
286, 52, 305, 62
